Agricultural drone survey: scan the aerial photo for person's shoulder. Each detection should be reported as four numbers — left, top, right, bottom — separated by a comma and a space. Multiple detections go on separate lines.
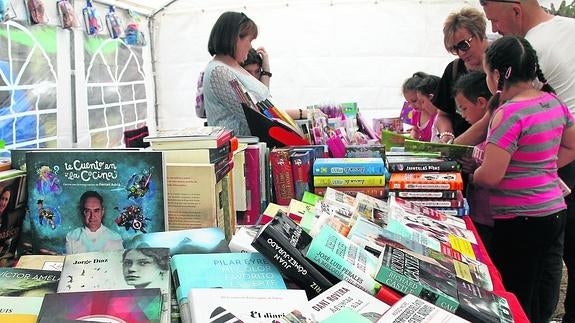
100, 224, 122, 238
66, 226, 83, 239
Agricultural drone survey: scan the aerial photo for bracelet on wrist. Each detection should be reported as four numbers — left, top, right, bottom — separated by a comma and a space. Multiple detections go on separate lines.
261, 70, 272, 77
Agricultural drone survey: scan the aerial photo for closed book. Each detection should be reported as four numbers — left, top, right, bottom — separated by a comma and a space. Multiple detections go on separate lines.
228, 225, 259, 253
57, 248, 171, 323
406, 191, 465, 208
187, 288, 308, 323
313, 175, 385, 187
251, 211, 335, 298
19, 150, 166, 256
388, 172, 464, 191
305, 226, 382, 295
240, 145, 262, 225
171, 252, 287, 323
0, 296, 43, 322
313, 158, 386, 176
379, 294, 470, 323
161, 142, 232, 164
270, 148, 295, 205
390, 189, 460, 199
287, 199, 315, 223
0, 169, 27, 267
314, 186, 386, 199
389, 195, 467, 229
344, 144, 386, 159
37, 288, 163, 323
15, 255, 65, 271
455, 280, 514, 323
0, 267, 60, 297
386, 155, 460, 172
122, 227, 230, 256
144, 126, 233, 150
353, 192, 390, 223
404, 139, 474, 159
290, 150, 312, 201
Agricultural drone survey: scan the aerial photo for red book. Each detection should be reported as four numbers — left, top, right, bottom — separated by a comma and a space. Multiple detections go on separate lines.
270, 148, 295, 205
240, 145, 261, 225
290, 150, 311, 201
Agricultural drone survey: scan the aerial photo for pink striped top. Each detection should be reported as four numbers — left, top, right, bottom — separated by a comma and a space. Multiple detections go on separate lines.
487, 92, 573, 219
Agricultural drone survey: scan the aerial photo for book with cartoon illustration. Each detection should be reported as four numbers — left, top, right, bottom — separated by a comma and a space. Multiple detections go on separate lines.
18, 150, 166, 256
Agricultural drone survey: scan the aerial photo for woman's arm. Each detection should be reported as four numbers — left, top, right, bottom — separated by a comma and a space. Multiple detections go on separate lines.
454, 110, 490, 146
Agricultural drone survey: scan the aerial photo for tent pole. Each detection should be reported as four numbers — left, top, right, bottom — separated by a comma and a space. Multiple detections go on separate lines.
150, 0, 179, 19
148, 17, 160, 128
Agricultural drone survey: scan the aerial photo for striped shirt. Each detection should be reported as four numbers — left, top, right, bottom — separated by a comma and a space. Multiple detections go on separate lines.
488, 92, 573, 219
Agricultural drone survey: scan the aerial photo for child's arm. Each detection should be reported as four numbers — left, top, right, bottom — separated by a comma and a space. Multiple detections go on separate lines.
558, 125, 575, 168
454, 111, 490, 146
472, 111, 509, 188
434, 111, 454, 143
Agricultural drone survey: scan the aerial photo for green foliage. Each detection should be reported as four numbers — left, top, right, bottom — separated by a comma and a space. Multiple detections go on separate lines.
545, 0, 575, 18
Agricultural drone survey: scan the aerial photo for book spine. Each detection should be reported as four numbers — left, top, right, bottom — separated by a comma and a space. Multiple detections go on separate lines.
251, 225, 334, 298
390, 190, 459, 199
314, 186, 386, 198
431, 206, 470, 217
375, 266, 460, 313
242, 146, 261, 225
406, 198, 464, 208
269, 149, 295, 205
390, 182, 462, 190
344, 145, 386, 159
313, 175, 385, 187
313, 160, 385, 176
290, 152, 311, 201
387, 161, 460, 172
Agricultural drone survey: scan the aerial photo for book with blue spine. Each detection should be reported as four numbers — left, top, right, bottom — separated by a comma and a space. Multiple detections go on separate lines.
313, 158, 386, 176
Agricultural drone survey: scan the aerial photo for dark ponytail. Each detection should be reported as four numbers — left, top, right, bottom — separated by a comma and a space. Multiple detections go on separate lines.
535, 63, 556, 94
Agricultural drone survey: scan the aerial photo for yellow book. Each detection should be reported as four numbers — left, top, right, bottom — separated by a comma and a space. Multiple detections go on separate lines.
313, 175, 386, 187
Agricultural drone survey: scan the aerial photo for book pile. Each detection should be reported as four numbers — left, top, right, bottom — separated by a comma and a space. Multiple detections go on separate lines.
247, 188, 516, 323
386, 152, 469, 217
312, 157, 387, 199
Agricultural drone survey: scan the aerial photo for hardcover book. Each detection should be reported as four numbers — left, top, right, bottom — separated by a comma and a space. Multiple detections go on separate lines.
390, 189, 460, 200
344, 144, 386, 159
122, 227, 230, 256
0, 267, 60, 297
388, 172, 464, 191
0, 169, 27, 266
171, 252, 287, 323
187, 288, 308, 323
15, 254, 65, 271
37, 288, 163, 323
57, 248, 171, 323
144, 126, 234, 150
404, 139, 474, 159
290, 150, 312, 201
386, 155, 460, 172
0, 296, 44, 323
251, 211, 335, 298
269, 148, 295, 205
313, 175, 385, 188
240, 144, 263, 225
313, 158, 386, 176
160, 142, 232, 164
314, 186, 386, 199
305, 226, 382, 295
228, 225, 259, 253
19, 150, 166, 255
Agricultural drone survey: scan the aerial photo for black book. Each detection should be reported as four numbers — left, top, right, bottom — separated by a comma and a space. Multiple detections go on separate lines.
386, 155, 461, 173
251, 210, 335, 298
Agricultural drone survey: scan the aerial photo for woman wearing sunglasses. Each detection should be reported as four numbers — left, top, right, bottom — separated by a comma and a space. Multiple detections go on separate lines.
433, 7, 490, 145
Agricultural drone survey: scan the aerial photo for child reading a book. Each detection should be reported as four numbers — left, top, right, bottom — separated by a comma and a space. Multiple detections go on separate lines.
473, 35, 575, 323
402, 73, 441, 142
452, 71, 494, 253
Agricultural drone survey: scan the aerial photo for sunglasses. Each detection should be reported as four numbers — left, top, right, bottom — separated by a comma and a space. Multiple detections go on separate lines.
479, 0, 521, 5
449, 37, 473, 55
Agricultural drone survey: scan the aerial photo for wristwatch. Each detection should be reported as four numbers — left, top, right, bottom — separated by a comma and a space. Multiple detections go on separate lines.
261, 70, 272, 77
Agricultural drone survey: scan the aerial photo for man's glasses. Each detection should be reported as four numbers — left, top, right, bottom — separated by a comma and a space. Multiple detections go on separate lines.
449, 37, 474, 55
479, 0, 521, 5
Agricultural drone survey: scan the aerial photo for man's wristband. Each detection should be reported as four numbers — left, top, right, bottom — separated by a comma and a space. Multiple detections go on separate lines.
261, 70, 272, 77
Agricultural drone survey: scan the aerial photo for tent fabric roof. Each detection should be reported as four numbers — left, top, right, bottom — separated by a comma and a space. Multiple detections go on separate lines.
94, 0, 175, 16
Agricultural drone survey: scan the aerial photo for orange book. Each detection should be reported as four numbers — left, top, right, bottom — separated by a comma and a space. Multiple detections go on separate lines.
388, 172, 463, 191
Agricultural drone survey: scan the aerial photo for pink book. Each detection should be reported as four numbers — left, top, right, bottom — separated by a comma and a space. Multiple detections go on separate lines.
241, 145, 261, 225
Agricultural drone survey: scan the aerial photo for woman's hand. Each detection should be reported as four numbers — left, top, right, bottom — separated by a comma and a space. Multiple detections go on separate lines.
256, 47, 270, 71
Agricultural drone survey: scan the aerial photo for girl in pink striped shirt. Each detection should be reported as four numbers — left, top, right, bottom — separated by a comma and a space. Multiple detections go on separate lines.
473, 36, 575, 323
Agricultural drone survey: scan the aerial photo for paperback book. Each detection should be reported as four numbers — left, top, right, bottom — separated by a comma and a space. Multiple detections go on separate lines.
386, 155, 460, 172
404, 139, 474, 159
312, 158, 386, 176
0, 267, 60, 297
379, 294, 470, 323
19, 150, 166, 255
0, 296, 44, 323
388, 172, 464, 191
143, 126, 234, 150
0, 169, 27, 266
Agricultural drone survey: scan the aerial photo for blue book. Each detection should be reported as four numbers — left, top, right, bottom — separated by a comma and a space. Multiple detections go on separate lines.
313, 157, 386, 176
170, 252, 286, 323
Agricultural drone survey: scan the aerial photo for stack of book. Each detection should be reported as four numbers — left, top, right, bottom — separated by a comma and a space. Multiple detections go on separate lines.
386, 151, 468, 216
144, 126, 237, 239
312, 157, 387, 199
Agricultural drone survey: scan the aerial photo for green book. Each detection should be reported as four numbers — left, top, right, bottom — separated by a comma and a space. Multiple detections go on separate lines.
404, 139, 474, 159
380, 130, 410, 151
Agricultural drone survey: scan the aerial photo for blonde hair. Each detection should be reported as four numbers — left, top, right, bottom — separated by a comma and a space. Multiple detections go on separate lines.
443, 7, 487, 51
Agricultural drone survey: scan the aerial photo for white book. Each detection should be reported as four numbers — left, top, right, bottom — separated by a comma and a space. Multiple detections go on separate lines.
378, 294, 470, 323
228, 225, 259, 253
187, 288, 308, 323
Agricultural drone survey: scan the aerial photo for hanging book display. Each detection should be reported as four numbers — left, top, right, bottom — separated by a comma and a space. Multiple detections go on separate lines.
82, 0, 103, 36
123, 10, 146, 46
56, 0, 79, 29
25, 0, 47, 25
229, 79, 309, 148
105, 6, 123, 39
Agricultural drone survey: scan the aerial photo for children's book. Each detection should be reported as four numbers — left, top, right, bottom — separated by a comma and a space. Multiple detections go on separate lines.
187, 288, 308, 323
57, 248, 171, 323
124, 227, 230, 256
0, 267, 60, 297
390, 189, 460, 200
344, 144, 386, 159
386, 155, 460, 172
19, 150, 166, 255
404, 139, 474, 159
171, 252, 287, 323
251, 211, 335, 298
314, 186, 386, 199
380, 130, 410, 151
0, 296, 44, 323
143, 126, 234, 150
313, 158, 386, 176
313, 175, 386, 188
37, 288, 163, 323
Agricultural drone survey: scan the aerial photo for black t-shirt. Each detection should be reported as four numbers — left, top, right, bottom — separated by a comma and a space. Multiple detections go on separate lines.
433, 59, 472, 137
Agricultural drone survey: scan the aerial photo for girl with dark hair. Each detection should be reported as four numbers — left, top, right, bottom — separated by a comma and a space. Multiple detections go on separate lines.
473, 35, 575, 323
402, 72, 441, 142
